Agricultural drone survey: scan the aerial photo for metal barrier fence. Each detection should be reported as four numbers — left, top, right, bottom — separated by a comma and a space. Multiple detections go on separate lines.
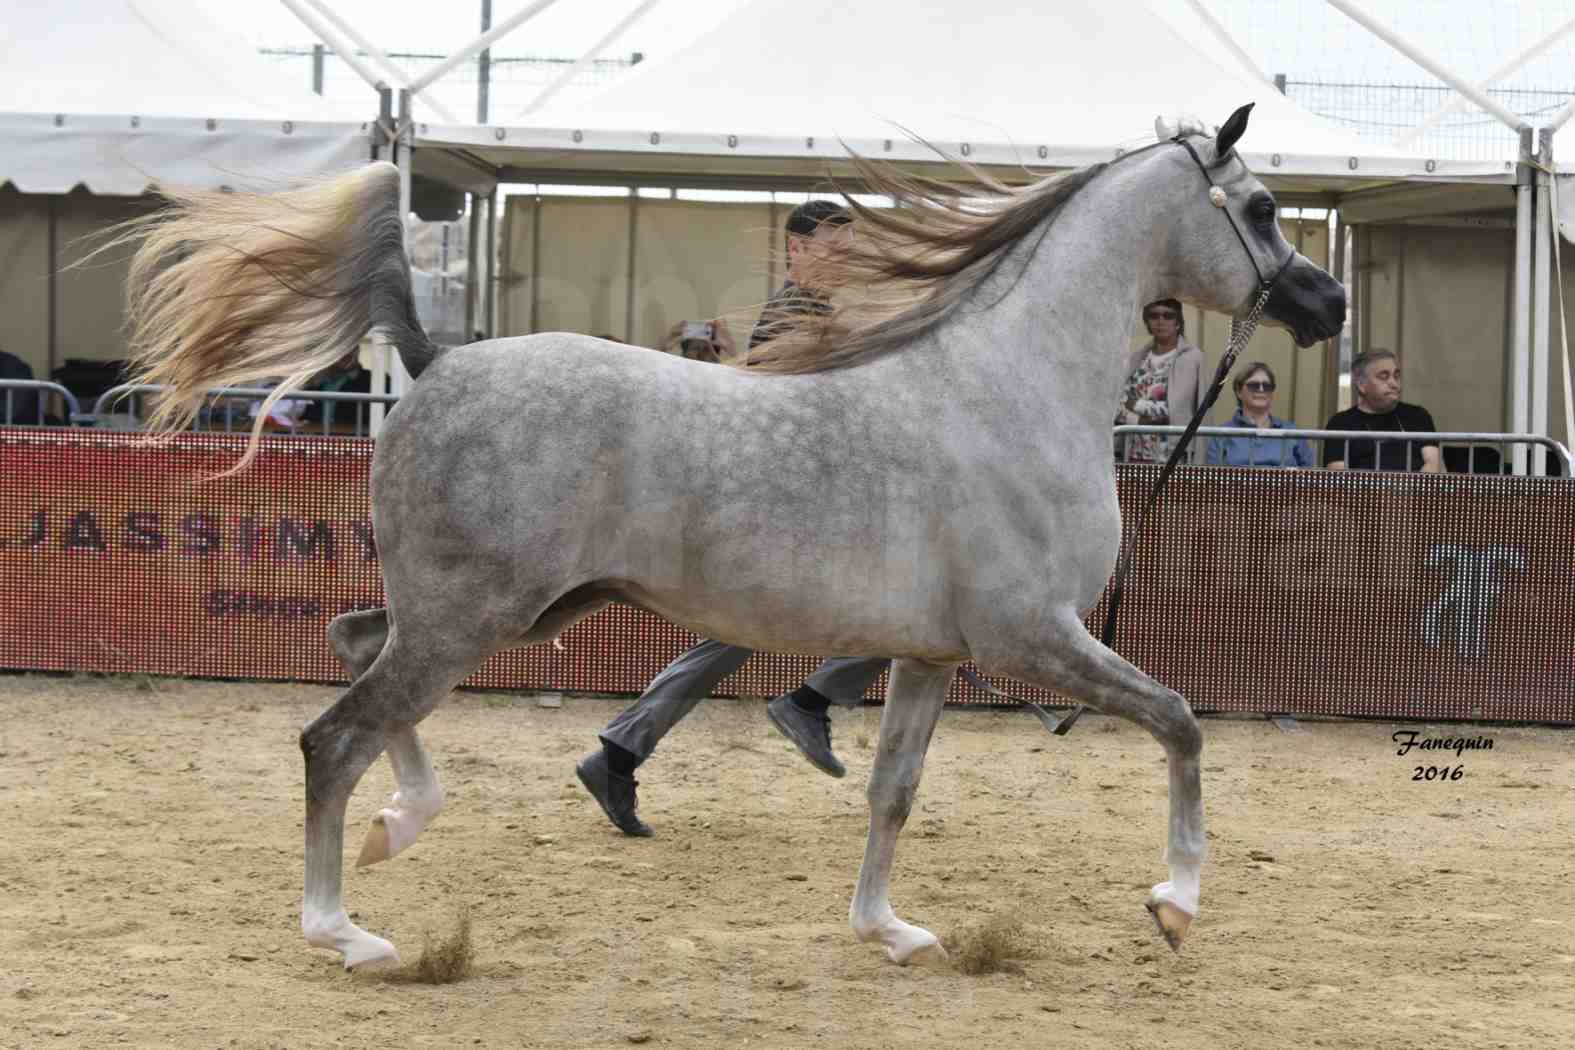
93, 384, 400, 439
19, 383, 1575, 478
0, 380, 85, 426
2, 427, 1572, 723
1114, 425, 1575, 477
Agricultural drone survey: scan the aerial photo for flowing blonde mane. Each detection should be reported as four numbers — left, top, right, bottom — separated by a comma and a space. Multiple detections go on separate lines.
742, 153, 1109, 374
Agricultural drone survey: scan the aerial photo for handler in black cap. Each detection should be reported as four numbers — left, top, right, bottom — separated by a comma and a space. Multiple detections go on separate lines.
576, 201, 889, 837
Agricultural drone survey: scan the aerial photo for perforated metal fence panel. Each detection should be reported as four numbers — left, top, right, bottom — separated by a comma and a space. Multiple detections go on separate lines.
3, 428, 1571, 721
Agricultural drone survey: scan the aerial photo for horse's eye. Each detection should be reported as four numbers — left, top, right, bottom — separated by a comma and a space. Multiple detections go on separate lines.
1251, 199, 1277, 226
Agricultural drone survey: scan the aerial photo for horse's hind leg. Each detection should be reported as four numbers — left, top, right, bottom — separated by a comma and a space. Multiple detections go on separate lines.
849, 658, 957, 965
325, 595, 612, 870
976, 606, 1205, 950
354, 727, 443, 869
300, 623, 497, 969
325, 609, 446, 869
327, 608, 388, 682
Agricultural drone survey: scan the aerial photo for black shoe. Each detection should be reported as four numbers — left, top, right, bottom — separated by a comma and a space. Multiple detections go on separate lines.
766, 694, 847, 778
575, 750, 654, 837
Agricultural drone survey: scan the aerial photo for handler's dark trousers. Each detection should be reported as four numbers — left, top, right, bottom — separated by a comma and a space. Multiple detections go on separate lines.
599, 639, 887, 762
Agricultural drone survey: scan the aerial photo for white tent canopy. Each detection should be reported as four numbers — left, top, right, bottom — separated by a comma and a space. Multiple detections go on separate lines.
418, 0, 1507, 191
0, 0, 370, 194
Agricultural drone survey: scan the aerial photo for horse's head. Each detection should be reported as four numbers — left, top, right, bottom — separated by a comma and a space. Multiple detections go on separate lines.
1153, 105, 1346, 348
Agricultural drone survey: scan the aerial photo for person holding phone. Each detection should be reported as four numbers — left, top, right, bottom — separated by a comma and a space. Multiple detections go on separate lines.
667, 319, 736, 363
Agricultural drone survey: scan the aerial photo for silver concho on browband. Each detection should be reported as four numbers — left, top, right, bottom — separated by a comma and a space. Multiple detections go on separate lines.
1208, 186, 1227, 208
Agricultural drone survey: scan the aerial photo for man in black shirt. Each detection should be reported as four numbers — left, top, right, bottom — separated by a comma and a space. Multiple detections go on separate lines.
576, 201, 890, 837
1322, 350, 1442, 472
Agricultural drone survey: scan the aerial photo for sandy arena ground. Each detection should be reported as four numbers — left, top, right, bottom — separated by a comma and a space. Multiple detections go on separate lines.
1, 672, 1571, 1049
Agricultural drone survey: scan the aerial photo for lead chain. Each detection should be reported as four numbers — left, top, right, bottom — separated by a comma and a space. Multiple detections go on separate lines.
1221, 280, 1274, 375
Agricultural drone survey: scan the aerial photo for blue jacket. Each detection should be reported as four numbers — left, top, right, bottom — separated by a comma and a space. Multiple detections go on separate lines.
1205, 408, 1314, 468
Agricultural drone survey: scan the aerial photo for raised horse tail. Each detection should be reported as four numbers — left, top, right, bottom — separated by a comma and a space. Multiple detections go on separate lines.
119, 161, 436, 468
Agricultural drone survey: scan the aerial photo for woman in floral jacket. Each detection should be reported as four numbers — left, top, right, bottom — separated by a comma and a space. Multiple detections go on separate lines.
1115, 298, 1205, 464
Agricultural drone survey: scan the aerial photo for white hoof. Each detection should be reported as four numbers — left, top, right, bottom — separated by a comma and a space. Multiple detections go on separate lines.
855, 917, 947, 966
343, 934, 400, 971
356, 795, 436, 868
303, 910, 400, 970
1146, 882, 1198, 951
894, 935, 949, 968
357, 817, 393, 868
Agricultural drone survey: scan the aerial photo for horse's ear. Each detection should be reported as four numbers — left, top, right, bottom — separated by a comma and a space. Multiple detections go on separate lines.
1154, 116, 1180, 141
1215, 103, 1254, 157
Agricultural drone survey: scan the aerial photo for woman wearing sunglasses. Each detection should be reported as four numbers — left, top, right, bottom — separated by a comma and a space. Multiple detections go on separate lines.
1115, 298, 1205, 464
1204, 361, 1314, 467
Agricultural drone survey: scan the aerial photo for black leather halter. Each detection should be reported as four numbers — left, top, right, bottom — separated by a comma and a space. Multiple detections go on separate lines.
979, 137, 1298, 735
1172, 136, 1296, 293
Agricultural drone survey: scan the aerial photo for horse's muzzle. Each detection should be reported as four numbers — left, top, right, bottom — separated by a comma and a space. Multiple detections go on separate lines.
1264, 253, 1347, 348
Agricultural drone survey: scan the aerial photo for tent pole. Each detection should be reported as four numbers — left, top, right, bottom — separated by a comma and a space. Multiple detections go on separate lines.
530, 194, 542, 334
409, 0, 566, 94
278, 0, 388, 95
391, 89, 414, 403
1396, 13, 1575, 149
498, 190, 513, 336
624, 191, 638, 344
369, 87, 394, 436
1533, 129, 1552, 475
46, 195, 58, 381
465, 194, 479, 341
516, 0, 665, 118
1393, 227, 1406, 366
1290, 217, 1306, 414
1512, 128, 1534, 474
1350, 225, 1364, 364
485, 189, 498, 338
1179, 0, 1274, 87
1325, 207, 1345, 425
478, 0, 492, 124
1324, 0, 1529, 134
302, 0, 462, 123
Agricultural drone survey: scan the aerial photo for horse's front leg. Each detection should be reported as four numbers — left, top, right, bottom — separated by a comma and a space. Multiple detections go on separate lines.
977, 605, 1205, 950
849, 658, 956, 965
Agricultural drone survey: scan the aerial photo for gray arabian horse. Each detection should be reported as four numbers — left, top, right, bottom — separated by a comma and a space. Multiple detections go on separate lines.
117, 106, 1344, 971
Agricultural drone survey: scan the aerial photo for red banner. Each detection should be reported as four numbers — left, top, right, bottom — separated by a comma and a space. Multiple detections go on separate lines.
3, 428, 1571, 722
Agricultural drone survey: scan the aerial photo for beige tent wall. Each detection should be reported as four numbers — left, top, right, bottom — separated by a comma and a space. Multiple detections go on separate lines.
503, 197, 633, 342
1356, 222, 1515, 436
499, 197, 532, 338
0, 189, 53, 377
1, 189, 156, 388
503, 194, 779, 350
633, 199, 775, 351
54, 192, 152, 366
